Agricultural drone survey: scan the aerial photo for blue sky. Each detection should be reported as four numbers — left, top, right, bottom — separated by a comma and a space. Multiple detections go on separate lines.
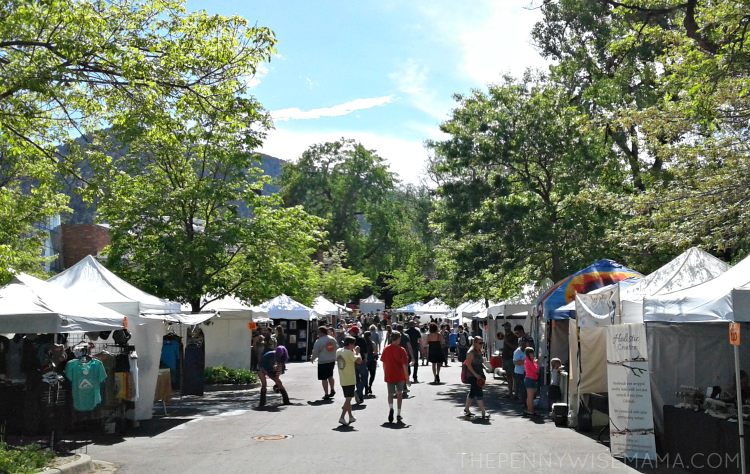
186, 0, 550, 184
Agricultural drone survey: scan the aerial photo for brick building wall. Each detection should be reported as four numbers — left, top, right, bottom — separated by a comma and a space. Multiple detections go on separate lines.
61, 224, 111, 269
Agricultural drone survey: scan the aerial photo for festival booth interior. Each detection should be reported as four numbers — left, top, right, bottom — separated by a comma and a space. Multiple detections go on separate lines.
643, 252, 750, 445
180, 296, 255, 371
48, 255, 181, 420
536, 260, 643, 380
257, 294, 320, 361
359, 294, 385, 314
0, 273, 127, 435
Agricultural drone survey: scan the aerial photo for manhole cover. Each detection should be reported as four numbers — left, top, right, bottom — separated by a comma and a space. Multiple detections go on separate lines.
253, 435, 293, 441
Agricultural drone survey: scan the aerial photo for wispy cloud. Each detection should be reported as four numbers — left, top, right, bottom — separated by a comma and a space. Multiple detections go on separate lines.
271, 96, 393, 121
390, 59, 450, 120
259, 128, 430, 185
244, 65, 269, 89
306, 77, 313, 88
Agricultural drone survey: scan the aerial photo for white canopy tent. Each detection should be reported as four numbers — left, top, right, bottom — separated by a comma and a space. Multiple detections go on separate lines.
395, 302, 424, 313
179, 296, 255, 370
360, 294, 385, 314
415, 298, 453, 318
624, 247, 730, 322
0, 273, 126, 333
313, 296, 343, 317
48, 255, 181, 420
258, 294, 319, 321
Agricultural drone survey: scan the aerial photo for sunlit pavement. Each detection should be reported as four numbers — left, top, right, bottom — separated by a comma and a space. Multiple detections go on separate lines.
86, 361, 686, 473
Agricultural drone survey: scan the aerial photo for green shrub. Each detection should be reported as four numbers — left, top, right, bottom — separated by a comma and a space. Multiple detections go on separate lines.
0, 441, 55, 474
204, 366, 259, 385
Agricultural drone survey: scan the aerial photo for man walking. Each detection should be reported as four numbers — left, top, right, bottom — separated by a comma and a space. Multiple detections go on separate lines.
381, 331, 410, 423
395, 324, 414, 393
456, 325, 470, 363
336, 336, 362, 426
501, 322, 519, 399
311, 327, 338, 399
406, 321, 422, 383
349, 326, 369, 404
440, 324, 451, 367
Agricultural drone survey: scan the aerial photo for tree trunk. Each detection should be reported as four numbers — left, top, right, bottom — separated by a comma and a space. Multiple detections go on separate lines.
191, 299, 201, 313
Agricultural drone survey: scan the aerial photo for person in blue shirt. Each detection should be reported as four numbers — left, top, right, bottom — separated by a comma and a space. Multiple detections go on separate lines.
258, 346, 290, 408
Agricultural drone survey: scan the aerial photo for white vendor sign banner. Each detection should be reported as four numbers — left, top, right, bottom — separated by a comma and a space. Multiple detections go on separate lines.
605, 323, 657, 459
575, 285, 619, 328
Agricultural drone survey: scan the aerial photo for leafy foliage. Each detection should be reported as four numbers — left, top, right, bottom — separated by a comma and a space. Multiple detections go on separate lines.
315, 243, 371, 305
204, 366, 259, 385
0, 442, 55, 474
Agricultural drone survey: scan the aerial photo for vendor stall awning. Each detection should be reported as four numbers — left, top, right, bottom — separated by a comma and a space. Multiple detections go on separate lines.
258, 294, 319, 321
0, 273, 126, 333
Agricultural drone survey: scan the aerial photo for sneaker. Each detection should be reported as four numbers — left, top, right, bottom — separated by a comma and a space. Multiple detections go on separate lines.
396, 415, 403, 422
388, 408, 394, 423
339, 417, 349, 426
349, 416, 357, 423
323, 394, 331, 400
330, 389, 336, 397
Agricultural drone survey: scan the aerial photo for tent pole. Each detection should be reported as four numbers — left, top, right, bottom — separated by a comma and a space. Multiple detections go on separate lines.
618, 281, 622, 325
179, 322, 183, 411
734, 339, 746, 474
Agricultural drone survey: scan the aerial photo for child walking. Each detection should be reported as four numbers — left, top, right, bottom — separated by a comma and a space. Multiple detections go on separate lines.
336, 336, 362, 426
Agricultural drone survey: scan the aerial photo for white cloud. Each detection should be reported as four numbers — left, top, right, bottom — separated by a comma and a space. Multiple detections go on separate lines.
259, 128, 430, 184
306, 77, 313, 88
244, 65, 269, 89
271, 96, 393, 122
413, 1, 549, 85
390, 59, 449, 120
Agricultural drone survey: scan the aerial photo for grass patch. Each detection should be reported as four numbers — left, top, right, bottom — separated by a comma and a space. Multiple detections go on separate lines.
0, 441, 55, 474
204, 366, 259, 385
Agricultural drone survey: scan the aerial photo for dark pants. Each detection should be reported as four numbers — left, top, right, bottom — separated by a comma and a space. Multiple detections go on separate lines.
442, 347, 449, 365
458, 347, 468, 363
410, 345, 420, 380
355, 362, 368, 400
367, 360, 377, 388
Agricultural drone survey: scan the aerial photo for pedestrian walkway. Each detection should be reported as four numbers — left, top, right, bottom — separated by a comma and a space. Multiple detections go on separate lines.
86, 362, 683, 473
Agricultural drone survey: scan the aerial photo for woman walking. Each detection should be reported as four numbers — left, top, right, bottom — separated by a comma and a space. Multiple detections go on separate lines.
463, 336, 488, 419
364, 331, 378, 396
523, 346, 539, 417
385, 325, 393, 346
369, 324, 382, 353
426, 322, 446, 384
257, 346, 291, 407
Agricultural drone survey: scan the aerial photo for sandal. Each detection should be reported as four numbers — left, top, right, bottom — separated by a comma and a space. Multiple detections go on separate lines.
463, 410, 475, 417
481, 413, 490, 420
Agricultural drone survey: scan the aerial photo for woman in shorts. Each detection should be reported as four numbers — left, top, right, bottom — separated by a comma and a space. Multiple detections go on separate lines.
464, 336, 488, 419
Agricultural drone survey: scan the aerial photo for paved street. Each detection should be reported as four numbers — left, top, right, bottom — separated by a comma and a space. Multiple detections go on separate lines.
87, 361, 675, 474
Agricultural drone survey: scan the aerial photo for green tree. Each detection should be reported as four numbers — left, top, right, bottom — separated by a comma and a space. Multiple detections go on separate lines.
280, 139, 408, 279
429, 74, 617, 289
90, 107, 326, 311
316, 243, 371, 305
0, 0, 275, 278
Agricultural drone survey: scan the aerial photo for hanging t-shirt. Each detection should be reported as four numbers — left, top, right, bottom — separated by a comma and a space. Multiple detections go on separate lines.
94, 352, 117, 409
6, 338, 25, 383
161, 340, 180, 386
65, 358, 107, 411
128, 354, 139, 401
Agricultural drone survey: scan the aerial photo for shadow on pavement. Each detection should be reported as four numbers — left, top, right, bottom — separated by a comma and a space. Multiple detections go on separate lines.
380, 422, 410, 429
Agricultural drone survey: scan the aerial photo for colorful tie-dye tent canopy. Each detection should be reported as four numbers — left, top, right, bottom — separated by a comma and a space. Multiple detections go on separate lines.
536, 259, 643, 320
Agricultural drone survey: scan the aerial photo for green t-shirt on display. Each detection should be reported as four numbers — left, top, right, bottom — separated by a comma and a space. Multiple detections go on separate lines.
65, 358, 107, 411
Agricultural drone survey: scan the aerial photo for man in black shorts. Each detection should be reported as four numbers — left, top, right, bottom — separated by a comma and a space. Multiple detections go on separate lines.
311, 326, 338, 399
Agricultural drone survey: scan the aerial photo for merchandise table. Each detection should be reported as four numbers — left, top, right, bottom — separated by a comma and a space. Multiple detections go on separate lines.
663, 405, 746, 474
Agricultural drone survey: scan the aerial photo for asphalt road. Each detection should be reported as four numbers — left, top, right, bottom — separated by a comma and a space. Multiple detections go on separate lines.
87, 359, 682, 474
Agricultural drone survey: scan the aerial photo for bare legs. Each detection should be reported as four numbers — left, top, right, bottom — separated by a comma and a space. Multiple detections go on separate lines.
526, 387, 535, 414
431, 363, 441, 383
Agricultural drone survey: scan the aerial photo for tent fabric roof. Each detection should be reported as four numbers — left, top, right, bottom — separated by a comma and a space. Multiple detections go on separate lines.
48, 255, 180, 315
0, 273, 126, 333
622, 247, 730, 305
644, 252, 748, 323
179, 295, 253, 321
360, 294, 383, 304
536, 260, 643, 321
415, 298, 453, 317
395, 302, 424, 313
313, 296, 341, 316
258, 294, 319, 321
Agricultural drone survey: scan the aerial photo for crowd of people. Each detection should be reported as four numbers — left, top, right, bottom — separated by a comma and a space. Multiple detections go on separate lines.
253, 311, 560, 424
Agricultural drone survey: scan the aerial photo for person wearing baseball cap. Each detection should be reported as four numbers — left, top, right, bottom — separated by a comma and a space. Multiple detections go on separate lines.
349, 325, 368, 403
501, 322, 519, 399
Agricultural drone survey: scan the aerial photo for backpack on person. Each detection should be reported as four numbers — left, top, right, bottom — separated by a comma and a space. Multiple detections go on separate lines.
460, 360, 473, 384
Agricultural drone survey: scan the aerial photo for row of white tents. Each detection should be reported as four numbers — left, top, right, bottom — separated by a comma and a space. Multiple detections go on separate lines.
0, 255, 353, 421
536, 247, 750, 440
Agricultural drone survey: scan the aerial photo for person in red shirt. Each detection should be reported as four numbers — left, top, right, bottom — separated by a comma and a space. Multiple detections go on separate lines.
381, 331, 411, 423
